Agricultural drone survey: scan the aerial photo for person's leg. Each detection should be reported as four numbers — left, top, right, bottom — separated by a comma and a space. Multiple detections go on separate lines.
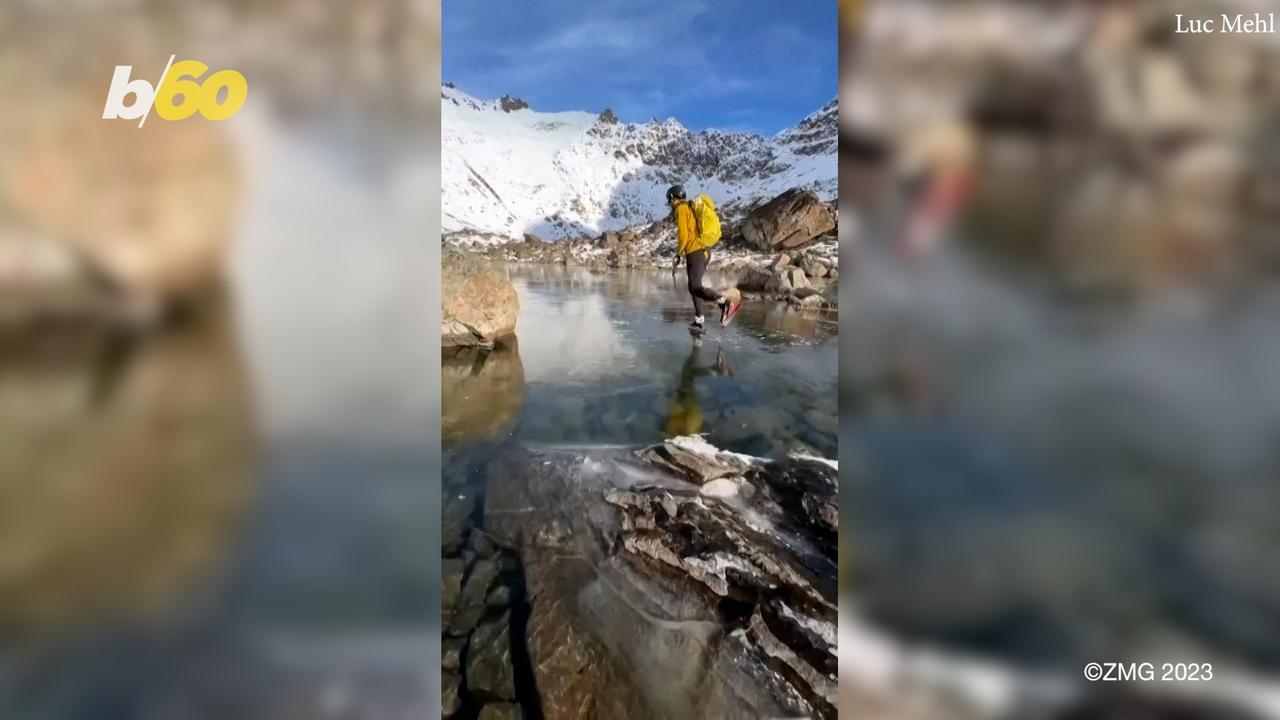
688, 249, 722, 305
686, 249, 712, 322
688, 248, 730, 325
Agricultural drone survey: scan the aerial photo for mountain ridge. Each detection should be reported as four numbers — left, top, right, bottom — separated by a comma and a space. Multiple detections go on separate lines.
442, 85, 836, 240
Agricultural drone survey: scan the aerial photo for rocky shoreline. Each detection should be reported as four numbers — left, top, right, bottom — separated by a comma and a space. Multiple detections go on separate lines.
442, 435, 839, 719
443, 187, 842, 320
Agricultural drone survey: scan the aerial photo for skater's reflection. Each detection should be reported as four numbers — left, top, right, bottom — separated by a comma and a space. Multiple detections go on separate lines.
664, 334, 732, 437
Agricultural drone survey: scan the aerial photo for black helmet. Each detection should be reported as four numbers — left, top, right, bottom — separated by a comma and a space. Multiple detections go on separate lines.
666, 184, 686, 203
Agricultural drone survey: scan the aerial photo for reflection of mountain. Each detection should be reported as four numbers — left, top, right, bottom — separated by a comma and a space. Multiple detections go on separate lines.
0, 318, 253, 641
513, 285, 637, 383
442, 340, 526, 447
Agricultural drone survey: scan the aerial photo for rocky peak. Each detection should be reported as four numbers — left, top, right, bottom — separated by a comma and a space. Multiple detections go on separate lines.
499, 94, 529, 112
777, 98, 838, 156
597, 107, 619, 124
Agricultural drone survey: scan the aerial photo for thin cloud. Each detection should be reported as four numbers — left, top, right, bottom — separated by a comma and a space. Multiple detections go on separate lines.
532, 18, 646, 53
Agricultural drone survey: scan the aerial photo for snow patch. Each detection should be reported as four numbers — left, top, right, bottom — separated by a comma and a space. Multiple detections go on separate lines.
443, 86, 836, 240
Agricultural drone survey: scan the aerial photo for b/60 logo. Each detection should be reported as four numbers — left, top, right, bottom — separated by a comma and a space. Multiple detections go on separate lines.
103, 55, 247, 126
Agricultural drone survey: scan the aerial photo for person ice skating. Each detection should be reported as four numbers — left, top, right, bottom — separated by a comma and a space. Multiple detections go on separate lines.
667, 184, 740, 330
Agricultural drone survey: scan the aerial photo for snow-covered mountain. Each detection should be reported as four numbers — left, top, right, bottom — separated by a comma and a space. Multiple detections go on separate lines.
442, 85, 836, 240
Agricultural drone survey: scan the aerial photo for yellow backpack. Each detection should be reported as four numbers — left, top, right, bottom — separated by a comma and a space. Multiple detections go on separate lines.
690, 194, 722, 248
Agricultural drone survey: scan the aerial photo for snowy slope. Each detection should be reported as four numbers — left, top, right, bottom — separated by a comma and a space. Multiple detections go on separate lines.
442, 86, 836, 240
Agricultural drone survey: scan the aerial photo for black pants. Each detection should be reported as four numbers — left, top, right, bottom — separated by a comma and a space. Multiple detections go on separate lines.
685, 248, 720, 317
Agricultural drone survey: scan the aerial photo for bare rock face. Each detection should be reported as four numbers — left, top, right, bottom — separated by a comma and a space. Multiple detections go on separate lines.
442, 254, 519, 346
740, 189, 837, 252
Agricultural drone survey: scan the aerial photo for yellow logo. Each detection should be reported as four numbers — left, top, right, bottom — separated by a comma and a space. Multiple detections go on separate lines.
103, 55, 247, 126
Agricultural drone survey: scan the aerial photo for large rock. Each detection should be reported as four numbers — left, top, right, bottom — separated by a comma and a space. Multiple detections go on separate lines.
597, 231, 621, 250
0, 69, 239, 331
731, 263, 775, 293
785, 267, 810, 290
442, 672, 462, 716
801, 254, 830, 278
466, 612, 516, 700
637, 435, 753, 484
452, 556, 501, 634
740, 189, 836, 252
480, 439, 838, 719
477, 703, 521, 720
442, 254, 519, 346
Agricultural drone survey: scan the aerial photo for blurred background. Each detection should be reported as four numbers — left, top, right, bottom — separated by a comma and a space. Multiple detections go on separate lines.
838, 0, 1280, 718
0, 1, 442, 718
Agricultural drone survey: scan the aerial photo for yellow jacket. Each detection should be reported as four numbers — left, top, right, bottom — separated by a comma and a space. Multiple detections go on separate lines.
673, 201, 710, 256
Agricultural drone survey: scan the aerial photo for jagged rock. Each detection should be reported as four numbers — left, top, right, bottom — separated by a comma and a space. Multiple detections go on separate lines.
499, 95, 529, 112
442, 671, 462, 716
636, 435, 753, 483
772, 253, 792, 268
597, 231, 621, 250
486, 582, 511, 609
522, 232, 543, 244
442, 254, 519, 346
469, 529, 499, 559
741, 189, 836, 252
443, 558, 465, 633
443, 637, 465, 672
734, 266, 774, 293
792, 293, 828, 310
467, 612, 516, 700
801, 255, 829, 278
477, 703, 521, 720
598, 108, 619, 124
453, 557, 501, 633
786, 268, 809, 290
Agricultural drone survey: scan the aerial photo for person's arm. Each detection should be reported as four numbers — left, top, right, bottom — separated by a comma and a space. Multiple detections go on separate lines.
675, 203, 697, 257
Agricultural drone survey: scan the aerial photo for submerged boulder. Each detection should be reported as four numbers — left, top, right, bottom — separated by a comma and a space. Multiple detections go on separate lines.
467, 612, 516, 700
479, 436, 839, 719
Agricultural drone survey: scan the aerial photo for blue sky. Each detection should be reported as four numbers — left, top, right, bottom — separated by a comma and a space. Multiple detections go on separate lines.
443, 0, 837, 135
